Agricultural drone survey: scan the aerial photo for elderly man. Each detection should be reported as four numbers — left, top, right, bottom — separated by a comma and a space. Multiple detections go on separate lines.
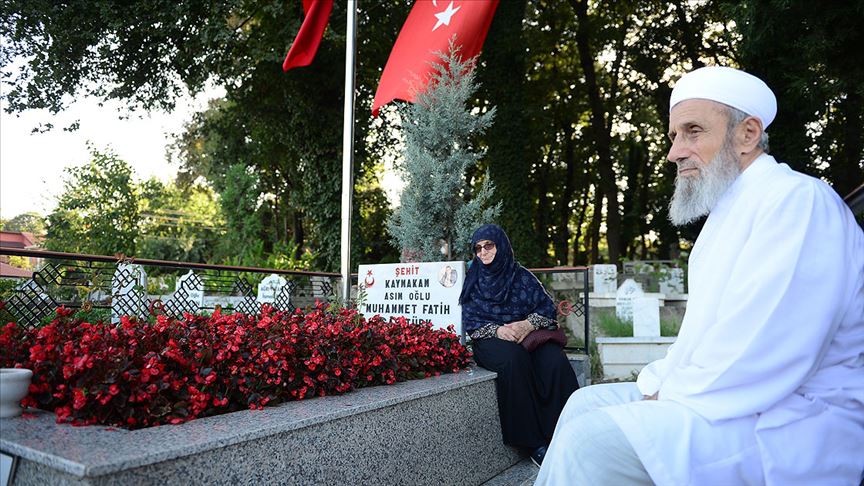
536, 66, 864, 485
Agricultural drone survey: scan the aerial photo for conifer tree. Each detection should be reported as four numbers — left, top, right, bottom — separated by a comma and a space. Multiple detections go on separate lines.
387, 43, 501, 262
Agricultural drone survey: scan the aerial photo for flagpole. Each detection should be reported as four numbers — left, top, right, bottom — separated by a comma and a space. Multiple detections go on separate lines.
339, 0, 357, 303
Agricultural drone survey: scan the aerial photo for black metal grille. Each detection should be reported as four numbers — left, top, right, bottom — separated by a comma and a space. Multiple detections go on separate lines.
274, 281, 297, 313
112, 287, 150, 319
163, 287, 200, 318
234, 297, 259, 315
529, 267, 591, 356
4, 280, 58, 328
1, 248, 342, 330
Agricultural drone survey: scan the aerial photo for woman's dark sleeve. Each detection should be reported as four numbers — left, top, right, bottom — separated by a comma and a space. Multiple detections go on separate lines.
527, 313, 557, 330
469, 323, 500, 340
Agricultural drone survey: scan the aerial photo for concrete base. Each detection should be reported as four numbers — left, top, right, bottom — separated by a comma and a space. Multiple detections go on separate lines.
596, 336, 676, 380
0, 367, 520, 485
568, 353, 591, 387
589, 292, 689, 308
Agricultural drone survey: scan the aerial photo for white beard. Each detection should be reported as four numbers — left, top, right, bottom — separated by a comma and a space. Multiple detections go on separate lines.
668, 142, 742, 226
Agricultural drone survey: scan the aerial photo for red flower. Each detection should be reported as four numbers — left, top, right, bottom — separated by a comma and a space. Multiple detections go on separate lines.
72, 389, 87, 410
0, 302, 470, 430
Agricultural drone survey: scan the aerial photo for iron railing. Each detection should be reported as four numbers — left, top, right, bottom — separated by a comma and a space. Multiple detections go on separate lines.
0, 248, 339, 328
528, 266, 591, 356
1, 249, 591, 358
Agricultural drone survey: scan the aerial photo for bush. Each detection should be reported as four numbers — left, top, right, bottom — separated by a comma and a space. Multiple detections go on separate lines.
0, 304, 470, 430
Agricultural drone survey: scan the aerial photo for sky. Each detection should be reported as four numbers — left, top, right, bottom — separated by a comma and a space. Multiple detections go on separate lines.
0, 90, 405, 224
0, 90, 220, 221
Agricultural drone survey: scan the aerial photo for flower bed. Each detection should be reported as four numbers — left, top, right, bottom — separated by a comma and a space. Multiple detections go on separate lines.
0, 304, 470, 430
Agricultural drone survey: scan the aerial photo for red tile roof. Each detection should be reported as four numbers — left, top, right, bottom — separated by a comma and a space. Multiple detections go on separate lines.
0, 262, 33, 278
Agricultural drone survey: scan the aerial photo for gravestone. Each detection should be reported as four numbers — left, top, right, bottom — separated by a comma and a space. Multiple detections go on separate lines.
592, 264, 618, 294
111, 263, 148, 323
632, 297, 661, 337
550, 270, 578, 291
615, 279, 644, 322
659, 267, 685, 295
257, 274, 287, 304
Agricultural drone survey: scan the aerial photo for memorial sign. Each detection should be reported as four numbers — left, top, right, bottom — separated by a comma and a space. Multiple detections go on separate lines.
358, 261, 465, 336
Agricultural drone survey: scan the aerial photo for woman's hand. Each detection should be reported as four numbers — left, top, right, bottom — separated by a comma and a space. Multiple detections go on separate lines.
496, 320, 534, 343
496, 325, 521, 342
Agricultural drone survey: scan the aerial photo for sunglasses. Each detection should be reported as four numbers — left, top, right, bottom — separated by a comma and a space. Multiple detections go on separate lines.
474, 242, 496, 254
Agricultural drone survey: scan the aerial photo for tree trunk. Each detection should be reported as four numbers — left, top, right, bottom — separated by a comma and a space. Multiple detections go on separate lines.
572, 190, 588, 264
553, 125, 576, 264
292, 211, 304, 260
588, 188, 603, 263
570, 0, 621, 263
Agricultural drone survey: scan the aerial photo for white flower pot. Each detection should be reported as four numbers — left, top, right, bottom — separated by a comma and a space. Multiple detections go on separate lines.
0, 368, 33, 418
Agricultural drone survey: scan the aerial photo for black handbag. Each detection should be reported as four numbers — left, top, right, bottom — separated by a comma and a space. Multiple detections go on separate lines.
521, 328, 567, 352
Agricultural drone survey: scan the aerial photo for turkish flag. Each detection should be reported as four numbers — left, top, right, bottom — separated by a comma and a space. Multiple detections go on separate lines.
282, 0, 334, 72
372, 0, 499, 116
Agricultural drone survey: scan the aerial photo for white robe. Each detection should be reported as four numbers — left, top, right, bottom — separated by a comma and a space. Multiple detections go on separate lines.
604, 154, 864, 485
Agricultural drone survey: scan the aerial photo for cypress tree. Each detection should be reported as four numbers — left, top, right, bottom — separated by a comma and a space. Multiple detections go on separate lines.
387, 43, 501, 262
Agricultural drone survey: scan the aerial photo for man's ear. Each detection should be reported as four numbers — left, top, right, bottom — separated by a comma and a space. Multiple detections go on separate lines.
737, 116, 763, 154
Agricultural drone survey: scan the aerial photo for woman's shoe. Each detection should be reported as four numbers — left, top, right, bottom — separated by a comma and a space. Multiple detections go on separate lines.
530, 445, 548, 468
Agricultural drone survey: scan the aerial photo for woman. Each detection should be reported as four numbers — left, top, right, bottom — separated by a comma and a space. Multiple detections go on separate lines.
460, 224, 579, 467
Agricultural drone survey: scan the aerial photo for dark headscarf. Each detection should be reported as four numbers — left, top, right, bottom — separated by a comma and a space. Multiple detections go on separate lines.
459, 224, 556, 333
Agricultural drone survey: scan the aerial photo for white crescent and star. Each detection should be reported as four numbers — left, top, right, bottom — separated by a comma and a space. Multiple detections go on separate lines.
432, 1, 461, 32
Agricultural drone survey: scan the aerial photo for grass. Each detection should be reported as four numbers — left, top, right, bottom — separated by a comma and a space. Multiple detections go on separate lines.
660, 318, 682, 337
596, 312, 632, 337
596, 311, 681, 337
591, 310, 682, 383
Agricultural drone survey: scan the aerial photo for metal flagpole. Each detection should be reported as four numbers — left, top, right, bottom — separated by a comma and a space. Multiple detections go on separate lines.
339, 0, 357, 302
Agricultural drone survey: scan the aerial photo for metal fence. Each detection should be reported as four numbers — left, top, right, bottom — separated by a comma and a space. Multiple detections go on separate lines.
0, 248, 340, 328
0, 249, 590, 358
529, 266, 591, 356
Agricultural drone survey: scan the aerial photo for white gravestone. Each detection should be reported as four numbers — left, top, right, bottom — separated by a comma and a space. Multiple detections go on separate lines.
632, 297, 661, 337
659, 267, 685, 295
257, 274, 287, 304
176, 270, 204, 307
615, 279, 644, 322
111, 263, 147, 323
593, 264, 618, 294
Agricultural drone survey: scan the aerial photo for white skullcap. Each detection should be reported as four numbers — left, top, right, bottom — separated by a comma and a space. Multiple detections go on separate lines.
670, 66, 777, 129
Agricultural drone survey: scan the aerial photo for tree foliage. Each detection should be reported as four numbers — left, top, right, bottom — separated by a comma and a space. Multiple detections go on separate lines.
1, 212, 46, 235
3, 0, 861, 267
726, 0, 864, 196
45, 148, 141, 255
387, 45, 500, 263
44, 147, 224, 261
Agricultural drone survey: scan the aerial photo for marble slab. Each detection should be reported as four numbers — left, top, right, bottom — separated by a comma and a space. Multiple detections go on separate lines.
632, 297, 661, 337
1, 366, 516, 485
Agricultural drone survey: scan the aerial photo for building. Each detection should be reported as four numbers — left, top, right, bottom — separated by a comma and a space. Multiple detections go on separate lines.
0, 231, 43, 278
